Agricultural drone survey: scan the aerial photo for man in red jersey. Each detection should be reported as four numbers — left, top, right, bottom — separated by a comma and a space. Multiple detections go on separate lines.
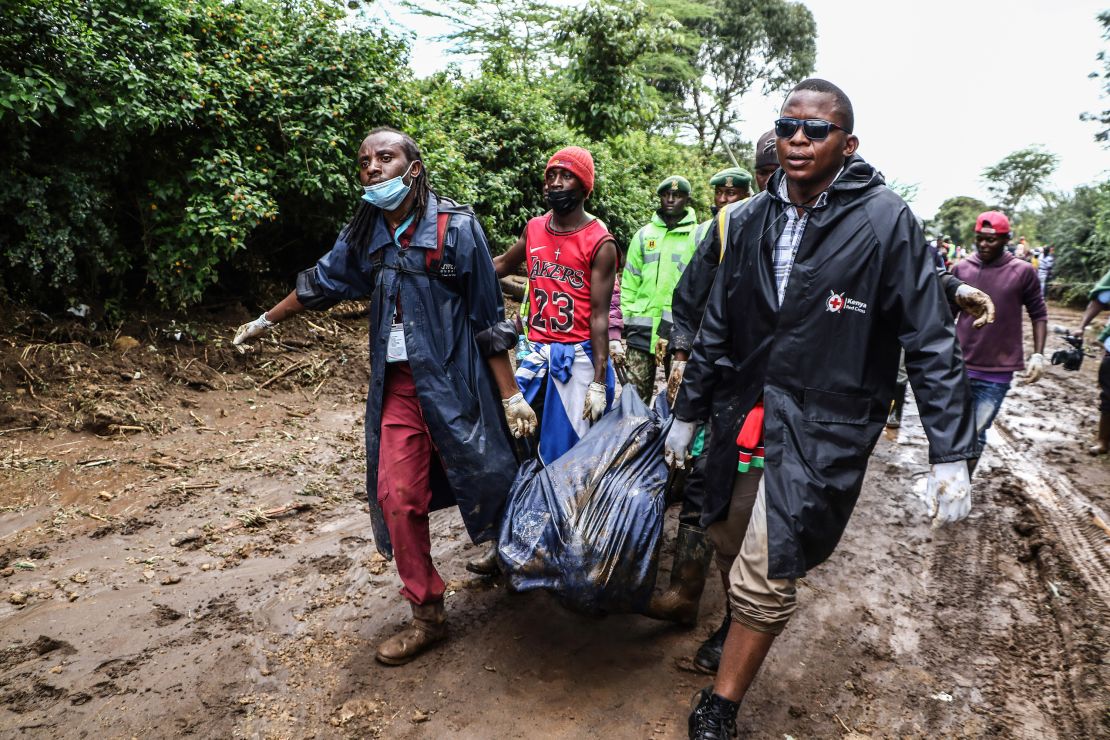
494, 146, 619, 464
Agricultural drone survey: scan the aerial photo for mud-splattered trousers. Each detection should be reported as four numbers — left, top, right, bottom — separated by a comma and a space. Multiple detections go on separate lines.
623, 347, 669, 405
968, 377, 1012, 447
377, 362, 446, 605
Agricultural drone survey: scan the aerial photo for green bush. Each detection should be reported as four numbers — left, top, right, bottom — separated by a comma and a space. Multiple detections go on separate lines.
1, 0, 408, 309
410, 72, 724, 253
1, 0, 745, 311
1041, 183, 1110, 304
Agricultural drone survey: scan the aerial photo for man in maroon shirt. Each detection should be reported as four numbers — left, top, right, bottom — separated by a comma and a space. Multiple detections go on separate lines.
952, 210, 1048, 474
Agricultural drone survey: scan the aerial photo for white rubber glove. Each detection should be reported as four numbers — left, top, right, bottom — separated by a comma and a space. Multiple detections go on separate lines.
925, 460, 972, 527
233, 312, 275, 345
582, 381, 607, 422
666, 360, 687, 406
954, 284, 996, 329
501, 393, 537, 438
663, 418, 698, 469
1025, 353, 1045, 383
609, 339, 625, 368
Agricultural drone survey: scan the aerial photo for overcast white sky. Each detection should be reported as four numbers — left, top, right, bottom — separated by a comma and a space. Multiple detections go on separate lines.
372, 0, 1108, 218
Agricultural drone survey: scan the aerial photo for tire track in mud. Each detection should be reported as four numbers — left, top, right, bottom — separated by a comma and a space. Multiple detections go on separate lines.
991, 418, 1110, 610
925, 476, 1087, 738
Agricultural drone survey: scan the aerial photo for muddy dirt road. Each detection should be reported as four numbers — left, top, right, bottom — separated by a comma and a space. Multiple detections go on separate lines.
1, 302, 1107, 738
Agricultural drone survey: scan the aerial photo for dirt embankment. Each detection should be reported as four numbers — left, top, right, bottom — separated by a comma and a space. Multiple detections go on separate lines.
0, 301, 1107, 738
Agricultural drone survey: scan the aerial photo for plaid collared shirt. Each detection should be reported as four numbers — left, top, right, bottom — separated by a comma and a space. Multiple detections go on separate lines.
772, 171, 840, 305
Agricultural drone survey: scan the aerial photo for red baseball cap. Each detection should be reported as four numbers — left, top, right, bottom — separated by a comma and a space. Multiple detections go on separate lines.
975, 211, 1011, 235
546, 146, 595, 195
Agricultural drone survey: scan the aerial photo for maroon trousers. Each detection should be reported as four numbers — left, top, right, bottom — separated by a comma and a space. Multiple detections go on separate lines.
377, 362, 446, 605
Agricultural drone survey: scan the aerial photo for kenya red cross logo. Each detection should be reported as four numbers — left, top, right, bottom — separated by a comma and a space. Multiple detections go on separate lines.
826, 290, 845, 313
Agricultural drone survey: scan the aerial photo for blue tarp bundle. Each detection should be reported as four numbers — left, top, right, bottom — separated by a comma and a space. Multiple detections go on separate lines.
497, 388, 672, 614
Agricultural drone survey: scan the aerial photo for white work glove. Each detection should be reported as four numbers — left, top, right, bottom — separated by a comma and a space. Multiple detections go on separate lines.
582, 381, 607, 422
666, 360, 687, 406
655, 336, 669, 364
501, 393, 537, 438
663, 418, 698, 469
954, 284, 996, 329
233, 312, 275, 345
609, 339, 625, 368
925, 460, 972, 527
1025, 353, 1045, 384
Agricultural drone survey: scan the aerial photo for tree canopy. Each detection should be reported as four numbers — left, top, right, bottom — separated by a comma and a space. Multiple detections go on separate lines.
980, 145, 1060, 215
3, 0, 786, 311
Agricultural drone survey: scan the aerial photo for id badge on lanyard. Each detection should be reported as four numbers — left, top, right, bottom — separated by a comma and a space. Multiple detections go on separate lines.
385, 217, 416, 364
387, 319, 407, 363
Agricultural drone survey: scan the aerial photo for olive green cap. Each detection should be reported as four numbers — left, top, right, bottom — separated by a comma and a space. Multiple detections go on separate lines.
709, 167, 752, 189
656, 175, 691, 195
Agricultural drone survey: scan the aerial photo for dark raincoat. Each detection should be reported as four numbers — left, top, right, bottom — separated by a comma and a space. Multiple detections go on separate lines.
670, 197, 968, 357
296, 193, 518, 559
673, 156, 979, 580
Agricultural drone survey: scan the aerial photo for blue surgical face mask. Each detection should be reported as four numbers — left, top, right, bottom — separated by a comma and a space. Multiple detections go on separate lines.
361, 161, 419, 211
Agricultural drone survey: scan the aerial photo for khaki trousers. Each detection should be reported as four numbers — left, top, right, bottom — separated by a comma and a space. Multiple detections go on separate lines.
726, 477, 797, 635
706, 470, 762, 573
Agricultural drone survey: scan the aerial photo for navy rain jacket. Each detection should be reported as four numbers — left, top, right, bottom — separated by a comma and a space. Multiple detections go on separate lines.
297, 193, 518, 558
673, 156, 979, 580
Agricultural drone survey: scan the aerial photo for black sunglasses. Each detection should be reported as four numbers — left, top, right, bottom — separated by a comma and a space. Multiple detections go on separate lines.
774, 117, 847, 140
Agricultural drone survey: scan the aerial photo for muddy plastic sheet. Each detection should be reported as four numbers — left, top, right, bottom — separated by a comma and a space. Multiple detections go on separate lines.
497, 389, 671, 614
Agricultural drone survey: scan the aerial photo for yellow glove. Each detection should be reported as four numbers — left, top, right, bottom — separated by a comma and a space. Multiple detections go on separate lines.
954, 284, 995, 329
666, 360, 686, 406
654, 336, 668, 364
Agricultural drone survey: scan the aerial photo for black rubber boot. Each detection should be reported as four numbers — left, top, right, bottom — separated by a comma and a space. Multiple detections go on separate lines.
644, 524, 714, 626
693, 608, 730, 674
688, 687, 739, 739
465, 543, 500, 576
886, 383, 907, 428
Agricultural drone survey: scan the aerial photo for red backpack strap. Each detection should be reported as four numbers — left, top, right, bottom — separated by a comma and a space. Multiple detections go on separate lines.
425, 211, 450, 272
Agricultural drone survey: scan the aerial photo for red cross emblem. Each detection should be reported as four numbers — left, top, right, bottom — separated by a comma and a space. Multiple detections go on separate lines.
826, 290, 845, 313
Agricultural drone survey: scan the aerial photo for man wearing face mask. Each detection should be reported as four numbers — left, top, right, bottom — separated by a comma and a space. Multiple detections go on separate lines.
493, 146, 618, 465
621, 176, 700, 403
231, 126, 535, 666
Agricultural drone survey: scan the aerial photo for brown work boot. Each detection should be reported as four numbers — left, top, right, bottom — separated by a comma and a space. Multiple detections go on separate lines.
375, 601, 448, 666
1089, 412, 1110, 456
643, 524, 713, 626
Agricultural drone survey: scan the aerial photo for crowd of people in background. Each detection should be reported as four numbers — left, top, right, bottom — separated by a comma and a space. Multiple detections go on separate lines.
227, 75, 1109, 740
933, 234, 1056, 298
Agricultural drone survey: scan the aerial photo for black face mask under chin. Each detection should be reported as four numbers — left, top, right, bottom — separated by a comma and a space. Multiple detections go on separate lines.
545, 189, 582, 215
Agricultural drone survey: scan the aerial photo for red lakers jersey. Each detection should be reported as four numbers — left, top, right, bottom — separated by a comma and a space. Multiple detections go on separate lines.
524, 213, 612, 344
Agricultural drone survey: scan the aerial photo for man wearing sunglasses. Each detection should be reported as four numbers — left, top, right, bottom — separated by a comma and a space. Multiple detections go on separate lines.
667, 79, 980, 739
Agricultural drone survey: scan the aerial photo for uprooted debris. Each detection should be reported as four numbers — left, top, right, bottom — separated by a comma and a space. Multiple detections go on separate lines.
224, 502, 314, 531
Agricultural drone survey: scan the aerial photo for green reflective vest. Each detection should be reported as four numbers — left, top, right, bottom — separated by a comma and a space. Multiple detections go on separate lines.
620, 207, 698, 352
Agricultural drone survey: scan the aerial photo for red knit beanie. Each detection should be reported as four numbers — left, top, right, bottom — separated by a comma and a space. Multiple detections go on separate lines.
546, 146, 595, 195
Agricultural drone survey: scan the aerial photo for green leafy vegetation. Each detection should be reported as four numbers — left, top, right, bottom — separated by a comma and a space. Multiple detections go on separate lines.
2, 0, 816, 311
